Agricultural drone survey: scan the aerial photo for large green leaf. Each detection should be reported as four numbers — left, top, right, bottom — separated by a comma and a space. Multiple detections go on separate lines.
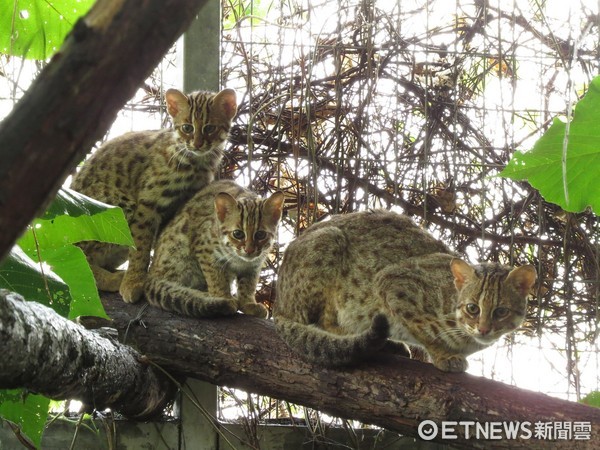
34, 244, 107, 319
0, 0, 94, 60
0, 246, 70, 317
500, 76, 600, 214
42, 187, 115, 219
22, 189, 135, 248
0, 390, 50, 449
17, 188, 133, 319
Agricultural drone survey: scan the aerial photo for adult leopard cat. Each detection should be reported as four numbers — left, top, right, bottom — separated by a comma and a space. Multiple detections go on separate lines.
274, 210, 536, 372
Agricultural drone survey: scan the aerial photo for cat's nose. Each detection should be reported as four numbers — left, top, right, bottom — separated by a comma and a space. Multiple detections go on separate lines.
194, 135, 205, 148
478, 327, 491, 336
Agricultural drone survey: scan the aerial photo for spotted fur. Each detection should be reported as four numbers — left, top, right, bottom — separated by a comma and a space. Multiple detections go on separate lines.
71, 88, 237, 303
274, 210, 536, 372
145, 180, 284, 318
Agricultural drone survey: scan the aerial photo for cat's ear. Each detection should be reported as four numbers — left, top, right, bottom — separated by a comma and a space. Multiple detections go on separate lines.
450, 258, 475, 290
165, 89, 189, 118
505, 265, 537, 296
214, 192, 238, 222
213, 88, 238, 121
263, 191, 285, 223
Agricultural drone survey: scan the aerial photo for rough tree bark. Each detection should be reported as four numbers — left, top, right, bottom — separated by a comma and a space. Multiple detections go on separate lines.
0, 290, 176, 418
99, 293, 599, 449
1, 289, 598, 447
0, 0, 209, 263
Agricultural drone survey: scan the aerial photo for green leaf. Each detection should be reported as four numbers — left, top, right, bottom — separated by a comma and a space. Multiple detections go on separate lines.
21, 189, 134, 249
0, 186, 133, 444
500, 76, 600, 214
223, 0, 268, 29
581, 391, 600, 408
36, 244, 108, 319
42, 187, 115, 219
0, 246, 70, 317
0, 390, 50, 448
16, 188, 132, 319
0, 0, 95, 59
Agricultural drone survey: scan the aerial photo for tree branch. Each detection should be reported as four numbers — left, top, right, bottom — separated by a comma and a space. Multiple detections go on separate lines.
0, 0, 209, 262
100, 293, 599, 449
0, 290, 176, 418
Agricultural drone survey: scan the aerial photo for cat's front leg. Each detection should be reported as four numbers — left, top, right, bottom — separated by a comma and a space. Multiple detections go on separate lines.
236, 272, 268, 319
120, 204, 161, 303
200, 261, 237, 301
121, 260, 149, 303
90, 265, 125, 292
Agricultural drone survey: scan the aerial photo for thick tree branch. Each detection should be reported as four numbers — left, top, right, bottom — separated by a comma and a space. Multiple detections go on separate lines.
101, 293, 599, 449
0, 0, 209, 262
0, 290, 176, 418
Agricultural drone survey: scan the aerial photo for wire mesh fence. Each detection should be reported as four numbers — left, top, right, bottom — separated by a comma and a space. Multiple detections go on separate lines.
1, 0, 599, 439
218, 0, 600, 406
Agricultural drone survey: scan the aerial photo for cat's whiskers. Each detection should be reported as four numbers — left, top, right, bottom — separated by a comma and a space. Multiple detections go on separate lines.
170, 143, 199, 171
167, 144, 187, 167
432, 326, 469, 344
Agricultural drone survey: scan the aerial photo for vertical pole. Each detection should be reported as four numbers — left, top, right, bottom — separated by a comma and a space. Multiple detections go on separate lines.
180, 378, 219, 449
180, 2, 221, 447
183, 0, 221, 92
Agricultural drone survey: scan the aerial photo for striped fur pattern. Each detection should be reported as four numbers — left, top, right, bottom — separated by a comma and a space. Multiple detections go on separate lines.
71, 88, 237, 303
145, 180, 284, 319
274, 210, 536, 372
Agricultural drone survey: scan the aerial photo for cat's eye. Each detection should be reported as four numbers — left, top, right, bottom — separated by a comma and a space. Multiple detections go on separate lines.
254, 230, 267, 240
180, 124, 194, 134
465, 303, 480, 315
493, 307, 510, 319
232, 230, 245, 240
203, 124, 216, 134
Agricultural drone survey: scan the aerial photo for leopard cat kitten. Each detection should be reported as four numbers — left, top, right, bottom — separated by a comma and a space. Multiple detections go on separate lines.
274, 210, 536, 372
145, 180, 285, 319
70, 88, 237, 303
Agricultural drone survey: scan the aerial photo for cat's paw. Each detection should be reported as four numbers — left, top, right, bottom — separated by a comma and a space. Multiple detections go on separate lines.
120, 272, 146, 303
433, 355, 468, 373
239, 302, 268, 319
92, 267, 125, 292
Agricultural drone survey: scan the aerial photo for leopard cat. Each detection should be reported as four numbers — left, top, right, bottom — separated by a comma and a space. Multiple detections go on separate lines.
70, 88, 237, 303
145, 180, 284, 319
274, 209, 536, 372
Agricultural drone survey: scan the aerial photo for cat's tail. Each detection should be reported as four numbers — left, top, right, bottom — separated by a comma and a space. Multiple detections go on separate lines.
274, 314, 390, 367
144, 278, 238, 318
